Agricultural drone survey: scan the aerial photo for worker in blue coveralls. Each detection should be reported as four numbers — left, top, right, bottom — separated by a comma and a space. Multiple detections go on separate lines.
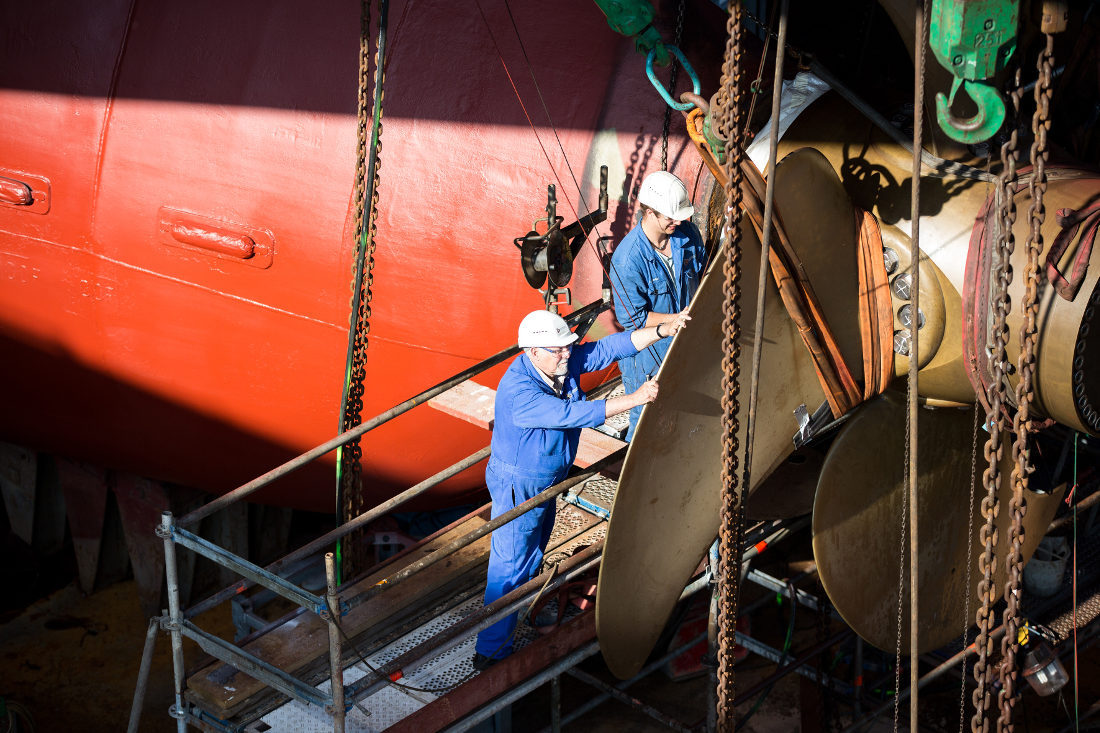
473, 308, 688, 670
610, 170, 707, 440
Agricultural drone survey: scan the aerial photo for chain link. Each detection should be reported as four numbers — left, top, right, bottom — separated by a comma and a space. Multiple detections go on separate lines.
971, 71, 1022, 733
715, 3, 746, 730
996, 31, 1056, 731
340, 0, 386, 577
660, 0, 686, 170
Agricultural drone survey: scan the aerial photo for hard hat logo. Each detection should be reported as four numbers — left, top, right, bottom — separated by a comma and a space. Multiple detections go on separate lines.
637, 171, 694, 221
517, 310, 580, 348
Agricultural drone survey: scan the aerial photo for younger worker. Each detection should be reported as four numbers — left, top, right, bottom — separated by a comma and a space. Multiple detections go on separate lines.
610, 170, 706, 440
473, 308, 688, 669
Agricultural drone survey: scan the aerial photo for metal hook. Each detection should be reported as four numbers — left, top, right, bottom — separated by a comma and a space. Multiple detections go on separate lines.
645, 45, 701, 112
935, 77, 1006, 144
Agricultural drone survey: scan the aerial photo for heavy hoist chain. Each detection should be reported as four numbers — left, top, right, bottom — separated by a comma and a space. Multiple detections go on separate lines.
339, 0, 388, 578
715, 3, 746, 730
996, 27, 1058, 732
970, 69, 1022, 733
660, 0, 686, 170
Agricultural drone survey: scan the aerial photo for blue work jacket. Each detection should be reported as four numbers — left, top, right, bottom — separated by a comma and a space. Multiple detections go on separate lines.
610, 221, 706, 384
488, 331, 637, 483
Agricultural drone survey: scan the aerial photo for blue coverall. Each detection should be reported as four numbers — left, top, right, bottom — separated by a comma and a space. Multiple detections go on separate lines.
475, 331, 637, 661
610, 220, 707, 439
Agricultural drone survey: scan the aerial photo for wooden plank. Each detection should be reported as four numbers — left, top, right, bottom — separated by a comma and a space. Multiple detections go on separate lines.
187, 511, 494, 717
574, 428, 625, 469
427, 380, 495, 430
427, 382, 626, 469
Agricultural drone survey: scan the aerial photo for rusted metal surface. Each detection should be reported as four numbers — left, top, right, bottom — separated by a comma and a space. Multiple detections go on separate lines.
0, 0, 701, 514
811, 394, 1064, 655
114, 473, 171, 617
57, 458, 109, 594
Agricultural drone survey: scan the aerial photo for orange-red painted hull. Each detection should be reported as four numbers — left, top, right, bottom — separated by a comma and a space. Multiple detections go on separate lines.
0, 0, 723, 510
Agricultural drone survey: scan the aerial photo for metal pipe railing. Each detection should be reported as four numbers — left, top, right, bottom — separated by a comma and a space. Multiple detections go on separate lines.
179, 619, 332, 709
536, 631, 709, 733
324, 552, 345, 732
733, 629, 854, 706
126, 617, 160, 733
841, 624, 1008, 733
185, 447, 490, 619
179, 299, 608, 527
172, 523, 327, 615
342, 448, 625, 614
159, 513, 188, 733
568, 666, 694, 731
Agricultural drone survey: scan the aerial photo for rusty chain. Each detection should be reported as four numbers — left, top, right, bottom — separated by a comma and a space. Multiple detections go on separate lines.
339, 0, 387, 577
660, 0, 686, 170
970, 68, 1022, 733
996, 29, 1057, 732
715, 2, 746, 730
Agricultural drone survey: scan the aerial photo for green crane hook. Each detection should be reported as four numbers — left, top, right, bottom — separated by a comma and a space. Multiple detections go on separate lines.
936, 76, 1006, 144
929, 0, 1019, 144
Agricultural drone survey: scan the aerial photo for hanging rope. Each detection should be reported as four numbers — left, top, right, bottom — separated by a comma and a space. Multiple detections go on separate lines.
337, 0, 388, 580
715, 1, 745, 729
905, 3, 929, 730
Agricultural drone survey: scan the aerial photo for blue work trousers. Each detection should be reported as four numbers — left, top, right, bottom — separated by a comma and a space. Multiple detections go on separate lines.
474, 460, 561, 660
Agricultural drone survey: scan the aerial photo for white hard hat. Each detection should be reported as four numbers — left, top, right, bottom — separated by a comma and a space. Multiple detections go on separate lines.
637, 170, 694, 220
517, 310, 579, 348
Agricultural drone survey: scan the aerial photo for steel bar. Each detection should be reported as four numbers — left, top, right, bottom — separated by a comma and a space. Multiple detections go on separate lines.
567, 666, 694, 732
180, 300, 606, 527
550, 675, 561, 733
172, 525, 326, 615
343, 450, 624, 614
746, 568, 820, 611
907, 5, 926, 730
179, 619, 331, 709
1048, 485, 1100, 533
842, 623, 1008, 733
159, 513, 188, 733
561, 490, 611, 520
734, 630, 829, 687
732, 629, 852, 705
325, 553, 345, 733
538, 631, 709, 733
126, 616, 161, 733
440, 642, 602, 733
344, 542, 605, 701
854, 636, 863, 718
185, 447, 490, 619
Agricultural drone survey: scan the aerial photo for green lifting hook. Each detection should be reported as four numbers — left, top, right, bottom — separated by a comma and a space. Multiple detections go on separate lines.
930, 0, 1019, 144
936, 76, 1006, 144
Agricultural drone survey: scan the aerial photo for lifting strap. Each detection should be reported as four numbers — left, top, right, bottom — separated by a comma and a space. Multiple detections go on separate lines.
1046, 200, 1100, 301
688, 113, 864, 417
855, 209, 894, 401
962, 166, 1098, 417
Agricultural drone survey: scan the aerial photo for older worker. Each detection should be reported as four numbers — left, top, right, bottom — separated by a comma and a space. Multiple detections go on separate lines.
610, 170, 705, 440
473, 308, 687, 669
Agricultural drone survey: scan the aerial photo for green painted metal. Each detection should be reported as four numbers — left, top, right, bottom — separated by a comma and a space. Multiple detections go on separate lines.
592, 0, 669, 66
930, 0, 1019, 144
